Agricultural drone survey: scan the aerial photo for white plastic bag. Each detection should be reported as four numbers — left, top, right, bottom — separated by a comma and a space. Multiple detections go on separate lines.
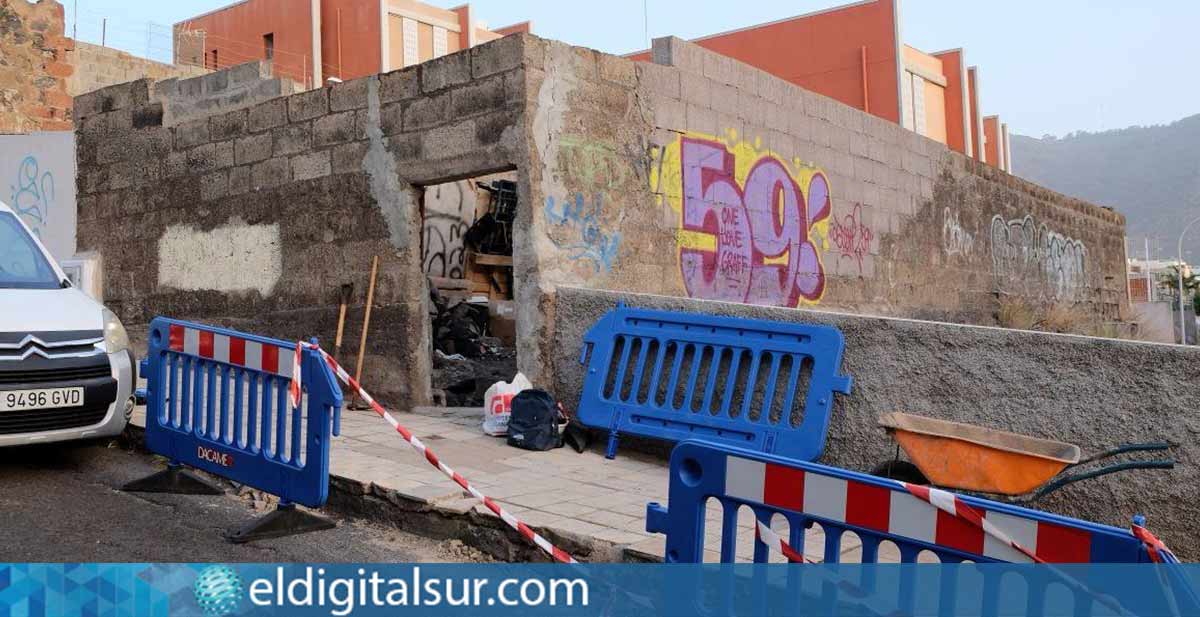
482, 372, 531, 436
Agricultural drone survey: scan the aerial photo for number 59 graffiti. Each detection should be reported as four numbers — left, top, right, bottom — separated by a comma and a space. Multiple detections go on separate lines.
677, 137, 830, 306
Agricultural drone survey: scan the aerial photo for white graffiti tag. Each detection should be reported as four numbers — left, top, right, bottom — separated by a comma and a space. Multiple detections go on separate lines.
942, 207, 975, 257
990, 215, 1088, 301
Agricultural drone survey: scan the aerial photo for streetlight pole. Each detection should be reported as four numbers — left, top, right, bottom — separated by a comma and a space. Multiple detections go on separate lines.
1177, 216, 1200, 344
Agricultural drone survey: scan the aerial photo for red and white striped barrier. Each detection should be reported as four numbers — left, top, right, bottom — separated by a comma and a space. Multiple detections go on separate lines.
753, 483, 1128, 616
168, 324, 295, 378
724, 455, 1090, 563
291, 342, 577, 564
900, 483, 1045, 564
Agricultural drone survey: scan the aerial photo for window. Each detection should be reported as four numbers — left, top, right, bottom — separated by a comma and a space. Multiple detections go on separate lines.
0, 213, 59, 289
263, 33, 274, 60
209, 48, 219, 69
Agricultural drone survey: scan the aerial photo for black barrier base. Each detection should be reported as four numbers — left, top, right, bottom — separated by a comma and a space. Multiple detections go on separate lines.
226, 503, 336, 544
121, 464, 224, 495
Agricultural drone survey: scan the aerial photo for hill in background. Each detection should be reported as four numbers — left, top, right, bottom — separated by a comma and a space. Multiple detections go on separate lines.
1011, 114, 1200, 261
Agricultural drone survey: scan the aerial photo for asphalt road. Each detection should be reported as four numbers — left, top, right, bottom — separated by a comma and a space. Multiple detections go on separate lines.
0, 440, 485, 563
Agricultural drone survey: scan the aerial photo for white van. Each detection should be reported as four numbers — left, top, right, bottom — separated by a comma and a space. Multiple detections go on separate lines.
0, 200, 134, 446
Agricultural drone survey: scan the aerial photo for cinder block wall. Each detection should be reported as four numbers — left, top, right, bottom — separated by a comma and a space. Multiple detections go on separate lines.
151, 62, 303, 127
516, 35, 1129, 383
552, 287, 1200, 557
73, 35, 533, 408
77, 33, 1134, 415
66, 41, 210, 99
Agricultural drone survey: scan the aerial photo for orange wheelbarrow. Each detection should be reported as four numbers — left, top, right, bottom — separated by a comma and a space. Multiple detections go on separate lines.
876, 412, 1175, 503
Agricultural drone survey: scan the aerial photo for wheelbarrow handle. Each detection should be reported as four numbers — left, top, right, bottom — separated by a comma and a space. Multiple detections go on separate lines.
1017, 459, 1176, 503
1076, 442, 1173, 466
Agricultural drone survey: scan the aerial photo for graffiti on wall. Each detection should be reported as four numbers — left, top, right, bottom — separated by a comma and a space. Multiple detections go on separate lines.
8, 155, 54, 239
650, 131, 831, 306
942, 207, 975, 257
829, 203, 873, 274
543, 136, 628, 274
990, 214, 1088, 301
422, 181, 474, 279
543, 193, 621, 273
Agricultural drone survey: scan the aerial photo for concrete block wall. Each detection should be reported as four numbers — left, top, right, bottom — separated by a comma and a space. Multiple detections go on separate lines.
66, 41, 210, 99
552, 287, 1200, 557
516, 35, 1129, 382
150, 61, 303, 127
74, 36, 532, 409
0, 0, 74, 132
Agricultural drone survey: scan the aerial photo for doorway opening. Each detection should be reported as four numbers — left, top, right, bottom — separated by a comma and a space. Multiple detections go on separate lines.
421, 170, 520, 407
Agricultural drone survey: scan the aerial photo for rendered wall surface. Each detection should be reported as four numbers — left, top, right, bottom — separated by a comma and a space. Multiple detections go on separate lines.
321, 0, 384, 82
983, 115, 1000, 168
175, 0, 318, 86
551, 287, 1200, 557
678, 0, 901, 124
967, 68, 982, 162
932, 49, 968, 156
0, 131, 75, 260
517, 34, 1128, 383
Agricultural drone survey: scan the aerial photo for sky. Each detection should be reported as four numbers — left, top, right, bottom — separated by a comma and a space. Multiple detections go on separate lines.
63, 0, 1200, 138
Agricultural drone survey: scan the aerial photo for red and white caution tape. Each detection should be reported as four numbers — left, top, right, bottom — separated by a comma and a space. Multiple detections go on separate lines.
901, 483, 1044, 563
900, 482, 1132, 616
754, 520, 814, 564
288, 343, 303, 409
758, 494, 1132, 614
293, 342, 578, 564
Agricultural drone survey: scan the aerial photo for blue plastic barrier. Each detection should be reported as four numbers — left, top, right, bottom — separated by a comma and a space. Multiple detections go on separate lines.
646, 440, 1196, 614
578, 305, 852, 460
130, 318, 342, 539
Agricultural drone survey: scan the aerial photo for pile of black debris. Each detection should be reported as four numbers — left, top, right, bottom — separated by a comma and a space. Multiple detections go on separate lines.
429, 284, 517, 406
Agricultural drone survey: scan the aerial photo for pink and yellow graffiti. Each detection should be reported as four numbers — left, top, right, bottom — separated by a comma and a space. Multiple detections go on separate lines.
651, 132, 832, 306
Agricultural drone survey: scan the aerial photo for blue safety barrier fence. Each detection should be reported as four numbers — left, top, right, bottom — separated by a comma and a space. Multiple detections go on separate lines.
126, 317, 342, 541
578, 305, 852, 460
645, 440, 1198, 615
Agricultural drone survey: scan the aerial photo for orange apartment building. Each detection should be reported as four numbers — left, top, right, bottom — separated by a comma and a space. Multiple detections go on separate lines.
630, 0, 1012, 171
173, 0, 530, 89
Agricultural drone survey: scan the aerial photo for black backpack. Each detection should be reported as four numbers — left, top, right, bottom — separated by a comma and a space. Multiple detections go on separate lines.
506, 389, 565, 451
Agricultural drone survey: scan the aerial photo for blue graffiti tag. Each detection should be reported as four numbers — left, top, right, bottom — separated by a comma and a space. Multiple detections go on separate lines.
9, 155, 54, 239
544, 193, 621, 273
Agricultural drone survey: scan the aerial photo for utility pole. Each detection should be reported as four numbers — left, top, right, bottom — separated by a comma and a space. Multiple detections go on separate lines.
1177, 218, 1200, 344
1145, 237, 1153, 302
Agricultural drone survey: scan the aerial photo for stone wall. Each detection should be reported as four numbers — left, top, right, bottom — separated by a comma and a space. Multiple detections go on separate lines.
514, 36, 1129, 382
0, 0, 73, 132
551, 286, 1200, 556
66, 41, 209, 98
73, 36, 531, 409
150, 61, 302, 127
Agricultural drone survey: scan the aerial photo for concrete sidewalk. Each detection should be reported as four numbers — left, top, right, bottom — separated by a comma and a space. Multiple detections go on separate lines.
132, 405, 878, 563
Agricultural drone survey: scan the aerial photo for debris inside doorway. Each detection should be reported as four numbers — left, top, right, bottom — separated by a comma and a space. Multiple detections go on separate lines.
424, 175, 519, 408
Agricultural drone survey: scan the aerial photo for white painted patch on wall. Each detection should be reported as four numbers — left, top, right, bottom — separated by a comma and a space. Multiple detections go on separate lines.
157, 221, 282, 296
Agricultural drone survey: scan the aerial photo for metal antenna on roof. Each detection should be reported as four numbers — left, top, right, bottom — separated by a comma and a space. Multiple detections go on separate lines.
643, 0, 649, 48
